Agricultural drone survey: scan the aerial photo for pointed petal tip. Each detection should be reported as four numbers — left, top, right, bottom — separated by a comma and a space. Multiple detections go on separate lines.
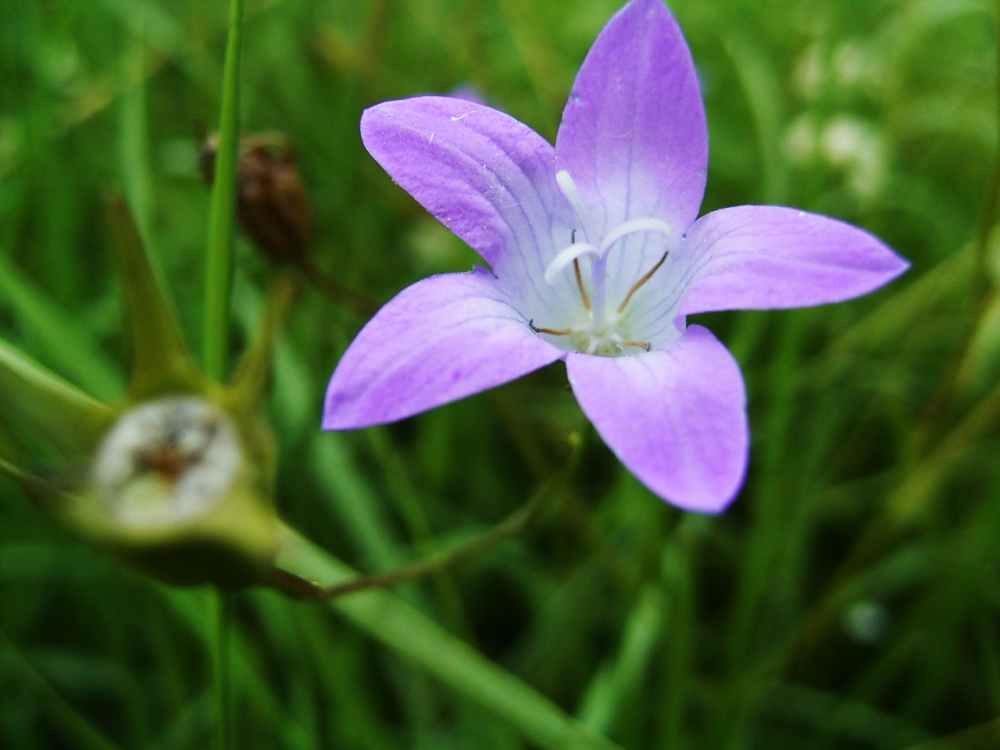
319, 398, 345, 432
613, 0, 674, 23
556, 0, 707, 233
321, 383, 389, 432
322, 271, 565, 432
681, 206, 912, 315
358, 96, 558, 271
567, 326, 749, 515
888, 252, 911, 278
635, 433, 747, 514
653, 473, 745, 515
320, 410, 358, 432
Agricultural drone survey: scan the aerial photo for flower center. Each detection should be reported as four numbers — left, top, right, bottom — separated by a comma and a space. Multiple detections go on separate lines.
91, 396, 244, 528
534, 170, 671, 356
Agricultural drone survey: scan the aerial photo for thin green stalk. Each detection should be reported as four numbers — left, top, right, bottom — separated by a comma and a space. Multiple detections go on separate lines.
365, 427, 472, 638
120, 19, 153, 252
908, 0, 1000, 450
974, 0, 1000, 292
203, 0, 245, 382
273, 524, 623, 750
204, 2, 244, 748
269, 432, 586, 601
0, 629, 123, 750
211, 593, 233, 750
578, 585, 665, 736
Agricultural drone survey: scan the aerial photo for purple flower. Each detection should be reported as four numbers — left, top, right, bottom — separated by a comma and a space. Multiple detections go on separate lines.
323, 0, 907, 513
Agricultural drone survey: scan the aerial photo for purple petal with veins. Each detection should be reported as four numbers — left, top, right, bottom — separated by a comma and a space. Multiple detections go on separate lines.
323, 268, 564, 430
680, 206, 908, 316
567, 325, 747, 514
324, 0, 909, 513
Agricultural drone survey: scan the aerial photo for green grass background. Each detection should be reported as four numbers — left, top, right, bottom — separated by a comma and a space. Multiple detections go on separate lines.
1, 0, 999, 747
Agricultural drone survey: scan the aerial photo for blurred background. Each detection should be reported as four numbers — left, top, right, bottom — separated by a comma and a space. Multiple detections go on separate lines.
1, 0, 998, 747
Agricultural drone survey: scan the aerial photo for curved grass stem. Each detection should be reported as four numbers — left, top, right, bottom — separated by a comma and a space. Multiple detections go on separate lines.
908, 0, 1000, 451
268, 432, 586, 601
211, 593, 233, 750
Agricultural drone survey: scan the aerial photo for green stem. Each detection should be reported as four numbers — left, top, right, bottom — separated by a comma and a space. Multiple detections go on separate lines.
202, 0, 245, 382
909, 0, 1000, 446
270, 480, 548, 599
974, 0, 1000, 293
211, 592, 233, 750
204, 2, 243, 747
0, 629, 123, 750
365, 427, 472, 637
272, 524, 623, 750
268, 432, 586, 601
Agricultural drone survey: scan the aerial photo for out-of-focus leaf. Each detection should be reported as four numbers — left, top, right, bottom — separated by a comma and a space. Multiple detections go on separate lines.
276, 527, 625, 750
0, 252, 123, 402
0, 336, 113, 455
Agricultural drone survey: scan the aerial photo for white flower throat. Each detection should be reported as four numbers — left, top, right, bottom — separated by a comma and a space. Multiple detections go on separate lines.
532, 170, 672, 357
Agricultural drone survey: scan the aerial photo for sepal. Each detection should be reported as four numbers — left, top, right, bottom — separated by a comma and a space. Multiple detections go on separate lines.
108, 198, 204, 401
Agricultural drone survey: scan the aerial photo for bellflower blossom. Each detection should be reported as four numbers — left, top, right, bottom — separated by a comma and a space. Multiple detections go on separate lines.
323, 0, 907, 513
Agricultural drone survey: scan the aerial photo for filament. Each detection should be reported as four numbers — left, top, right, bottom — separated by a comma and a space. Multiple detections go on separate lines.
617, 251, 669, 314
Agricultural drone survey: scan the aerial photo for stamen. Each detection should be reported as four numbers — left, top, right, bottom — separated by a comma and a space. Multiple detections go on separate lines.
599, 218, 672, 255
544, 241, 600, 285
617, 251, 669, 314
620, 340, 652, 352
528, 320, 573, 336
556, 170, 598, 243
573, 258, 591, 311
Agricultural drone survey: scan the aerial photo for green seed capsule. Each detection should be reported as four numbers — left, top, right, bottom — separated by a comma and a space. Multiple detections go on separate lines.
69, 395, 279, 588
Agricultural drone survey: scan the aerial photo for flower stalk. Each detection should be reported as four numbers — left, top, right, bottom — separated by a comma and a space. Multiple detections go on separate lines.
268, 431, 585, 601
201, 3, 245, 748
203, 0, 245, 383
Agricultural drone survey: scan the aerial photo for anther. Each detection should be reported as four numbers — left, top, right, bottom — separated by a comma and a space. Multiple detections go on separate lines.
528, 320, 573, 336
617, 251, 669, 314
573, 258, 591, 311
620, 340, 652, 352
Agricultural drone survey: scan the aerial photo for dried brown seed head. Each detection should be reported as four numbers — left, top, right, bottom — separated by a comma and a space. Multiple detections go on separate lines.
201, 132, 313, 265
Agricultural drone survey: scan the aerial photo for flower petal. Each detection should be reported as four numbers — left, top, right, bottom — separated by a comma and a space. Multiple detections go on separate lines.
361, 97, 554, 271
323, 268, 564, 430
555, 0, 708, 234
680, 206, 909, 315
361, 96, 587, 328
566, 325, 747, 513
